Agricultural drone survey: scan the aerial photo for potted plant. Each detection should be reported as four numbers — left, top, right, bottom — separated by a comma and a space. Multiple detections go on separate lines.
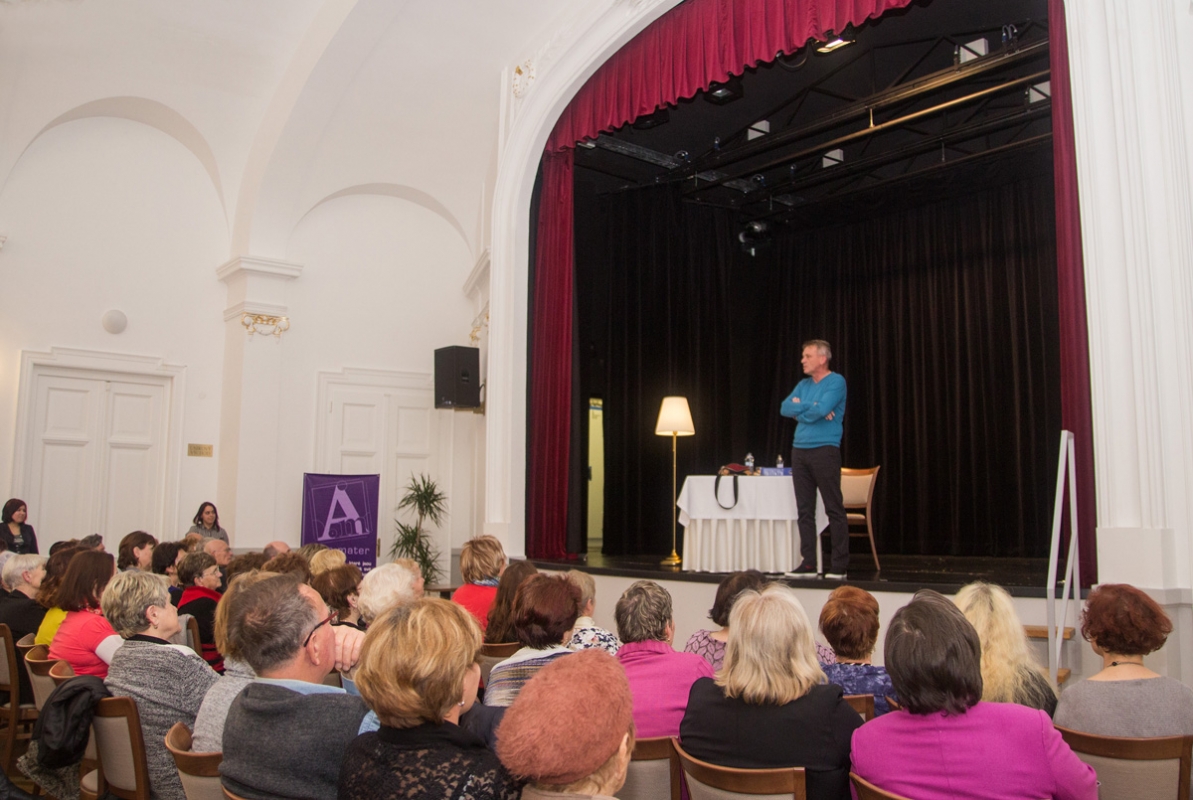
388, 472, 446, 584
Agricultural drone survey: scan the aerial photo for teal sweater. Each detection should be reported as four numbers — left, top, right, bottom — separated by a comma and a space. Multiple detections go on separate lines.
780, 372, 846, 448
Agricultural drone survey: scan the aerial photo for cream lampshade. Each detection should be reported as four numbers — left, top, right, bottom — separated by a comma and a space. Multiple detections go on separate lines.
656, 396, 694, 568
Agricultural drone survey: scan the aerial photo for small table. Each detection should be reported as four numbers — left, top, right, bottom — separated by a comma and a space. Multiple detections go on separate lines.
677, 475, 827, 573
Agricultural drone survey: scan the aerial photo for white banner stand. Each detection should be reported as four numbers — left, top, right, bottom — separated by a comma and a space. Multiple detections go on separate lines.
1045, 430, 1081, 687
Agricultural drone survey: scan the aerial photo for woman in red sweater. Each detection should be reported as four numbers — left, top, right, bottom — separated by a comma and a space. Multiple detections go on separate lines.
177, 551, 224, 672
48, 550, 121, 677
451, 535, 506, 631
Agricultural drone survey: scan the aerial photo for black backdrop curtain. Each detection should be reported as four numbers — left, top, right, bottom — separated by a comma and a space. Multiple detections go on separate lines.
577, 160, 1061, 559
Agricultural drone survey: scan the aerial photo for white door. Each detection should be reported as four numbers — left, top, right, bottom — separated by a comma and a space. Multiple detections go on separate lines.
24, 370, 169, 545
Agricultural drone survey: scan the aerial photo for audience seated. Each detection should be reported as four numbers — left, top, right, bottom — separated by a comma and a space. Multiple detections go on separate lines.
614, 580, 712, 737
357, 561, 422, 628
102, 570, 219, 800
48, 549, 121, 677
484, 574, 579, 707
309, 548, 347, 576
818, 585, 896, 716
203, 537, 233, 570
1054, 583, 1193, 736
483, 560, 537, 644
850, 590, 1096, 800
262, 551, 313, 583
150, 541, 186, 605
296, 542, 329, 561
564, 570, 620, 653
224, 551, 269, 585
0, 553, 48, 700
220, 573, 372, 800
313, 564, 365, 631
116, 531, 157, 572
452, 535, 507, 631
34, 544, 84, 645
954, 581, 1056, 715
680, 583, 859, 800
340, 598, 521, 800
0, 551, 16, 596
497, 648, 633, 800
191, 571, 266, 752
177, 551, 224, 672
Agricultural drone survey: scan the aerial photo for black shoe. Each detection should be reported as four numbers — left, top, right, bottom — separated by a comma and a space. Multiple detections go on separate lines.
784, 564, 820, 579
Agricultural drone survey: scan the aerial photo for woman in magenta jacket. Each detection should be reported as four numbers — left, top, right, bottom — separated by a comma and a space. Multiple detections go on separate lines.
850, 590, 1096, 800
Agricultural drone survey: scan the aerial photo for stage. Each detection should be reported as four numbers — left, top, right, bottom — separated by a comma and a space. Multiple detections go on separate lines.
531, 552, 1074, 599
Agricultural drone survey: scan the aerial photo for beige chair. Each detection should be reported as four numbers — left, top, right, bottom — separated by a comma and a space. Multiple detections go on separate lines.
672, 738, 806, 800
843, 694, 875, 722
841, 467, 880, 571
1056, 725, 1193, 800
850, 773, 913, 800
23, 645, 62, 711
479, 641, 519, 686
91, 696, 152, 800
616, 736, 675, 800
48, 659, 76, 686
321, 671, 343, 689
164, 722, 224, 800
0, 623, 38, 771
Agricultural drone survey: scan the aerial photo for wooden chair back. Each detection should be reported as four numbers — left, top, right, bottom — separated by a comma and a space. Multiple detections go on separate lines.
617, 736, 676, 800
91, 696, 152, 800
850, 773, 913, 800
15, 633, 37, 659
672, 737, 806, 800
49, 659, 76, 686
186, 616, 202, 657
1056, 725, 1193, 800
479, 642, 519, 685
0, 623, 35, 771
23, 644, 62, 711
164, 722, 224, 800
841, 466, 881, 571
843, 694, 875, 722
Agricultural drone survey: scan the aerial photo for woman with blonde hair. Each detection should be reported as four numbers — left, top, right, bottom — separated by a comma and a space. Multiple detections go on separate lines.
680, 583, 861, 800
339, 598, 520, 800
451, 535, 506, 630
954, 582, 1056, 715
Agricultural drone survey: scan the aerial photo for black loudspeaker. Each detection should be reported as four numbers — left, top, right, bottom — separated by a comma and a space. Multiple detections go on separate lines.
434, 346, 481, 409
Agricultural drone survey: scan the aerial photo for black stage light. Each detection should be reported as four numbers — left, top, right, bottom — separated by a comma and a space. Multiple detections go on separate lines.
705, 76, 743, 105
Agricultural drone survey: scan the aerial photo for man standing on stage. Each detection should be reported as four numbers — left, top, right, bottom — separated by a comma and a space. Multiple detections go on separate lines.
781, 339, 849, 579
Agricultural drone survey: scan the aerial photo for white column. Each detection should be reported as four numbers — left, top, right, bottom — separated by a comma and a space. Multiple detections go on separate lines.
215, 255, 302, 547
1065, 0, 1193, 592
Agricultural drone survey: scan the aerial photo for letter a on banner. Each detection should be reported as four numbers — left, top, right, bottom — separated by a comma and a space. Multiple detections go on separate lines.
301, 473, 380, 573
322, 485, 365, 539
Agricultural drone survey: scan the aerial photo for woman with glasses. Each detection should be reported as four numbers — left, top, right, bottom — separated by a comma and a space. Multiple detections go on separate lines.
103, 570, 218, 800
177, 551, 225, 672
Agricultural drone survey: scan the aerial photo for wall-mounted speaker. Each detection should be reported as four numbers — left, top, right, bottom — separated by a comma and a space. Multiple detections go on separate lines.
434, 346, 481, 409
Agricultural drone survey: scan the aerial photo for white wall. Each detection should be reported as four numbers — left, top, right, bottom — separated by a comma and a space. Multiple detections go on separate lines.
0, 117, 228, 544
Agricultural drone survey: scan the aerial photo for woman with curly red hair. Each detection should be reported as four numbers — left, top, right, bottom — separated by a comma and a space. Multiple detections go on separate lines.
1054, 583, 1193, 737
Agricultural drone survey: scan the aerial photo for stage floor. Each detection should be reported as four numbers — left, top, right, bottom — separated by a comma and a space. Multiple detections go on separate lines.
531, 552, 1076, 598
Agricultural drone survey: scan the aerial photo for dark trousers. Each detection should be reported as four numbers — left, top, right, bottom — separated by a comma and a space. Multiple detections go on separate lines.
791, 446, 849, 572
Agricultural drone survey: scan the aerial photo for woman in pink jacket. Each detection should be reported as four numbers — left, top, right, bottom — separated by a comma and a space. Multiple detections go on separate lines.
850, 590, 1096, 800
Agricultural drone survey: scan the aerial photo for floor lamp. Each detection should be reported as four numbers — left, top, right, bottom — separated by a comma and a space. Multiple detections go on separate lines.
656, 396, 695, 568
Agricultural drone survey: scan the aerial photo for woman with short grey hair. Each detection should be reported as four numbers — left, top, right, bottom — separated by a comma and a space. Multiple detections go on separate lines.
102, 571, 219, 800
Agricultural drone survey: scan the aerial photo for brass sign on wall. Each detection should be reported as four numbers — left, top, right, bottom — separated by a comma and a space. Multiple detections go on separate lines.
187, 444, 214, 457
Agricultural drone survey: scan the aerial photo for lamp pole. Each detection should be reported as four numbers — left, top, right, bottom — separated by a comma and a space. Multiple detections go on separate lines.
661, 429, 681, 568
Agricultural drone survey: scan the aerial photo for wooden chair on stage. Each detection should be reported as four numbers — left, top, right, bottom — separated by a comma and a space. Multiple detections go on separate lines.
1056, 725, 1193, 800
843, 694, 875, 722
841, 467, 881, 571
672, 738, 806, 800
617, 736, 676, 800
850, 773, 913, 800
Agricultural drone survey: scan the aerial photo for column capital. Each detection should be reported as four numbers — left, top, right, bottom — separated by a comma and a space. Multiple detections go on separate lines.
216, 255, 303, 283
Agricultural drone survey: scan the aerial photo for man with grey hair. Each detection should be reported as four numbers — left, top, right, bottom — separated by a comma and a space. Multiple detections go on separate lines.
614, 580, 712, 738
781, 338, 849, 579
0, 553, 48, 701
220, 573, 374, 800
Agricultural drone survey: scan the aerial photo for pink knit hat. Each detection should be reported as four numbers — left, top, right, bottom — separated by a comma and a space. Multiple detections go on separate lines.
496, 649, 634, 785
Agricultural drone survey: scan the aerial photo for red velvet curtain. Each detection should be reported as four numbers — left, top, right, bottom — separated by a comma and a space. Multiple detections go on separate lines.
1049, 0, 1098, 583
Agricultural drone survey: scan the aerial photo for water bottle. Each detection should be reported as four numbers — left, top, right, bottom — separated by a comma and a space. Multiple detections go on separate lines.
745, 452, 755, 472
776, 454, 784, 468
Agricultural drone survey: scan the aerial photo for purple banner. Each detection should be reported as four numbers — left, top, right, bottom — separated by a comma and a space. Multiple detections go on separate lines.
301, 473, 379, 574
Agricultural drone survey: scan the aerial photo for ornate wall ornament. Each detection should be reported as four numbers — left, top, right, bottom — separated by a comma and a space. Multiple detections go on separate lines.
512, 61, 536, 98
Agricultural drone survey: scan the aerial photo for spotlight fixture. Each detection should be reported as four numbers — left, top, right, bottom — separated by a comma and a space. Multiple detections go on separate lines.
738, 220, 772, 257
816, 23, 856, 54
632, 108, 670, 130
704, 76, 743, 105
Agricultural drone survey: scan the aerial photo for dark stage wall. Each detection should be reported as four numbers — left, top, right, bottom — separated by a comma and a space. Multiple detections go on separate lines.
574, 154, 1062, 560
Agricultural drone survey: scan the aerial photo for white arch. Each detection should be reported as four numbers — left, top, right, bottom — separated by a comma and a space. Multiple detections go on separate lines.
296, 183, 470, 248
484, 0, 683, 555
5, 96, 226, 218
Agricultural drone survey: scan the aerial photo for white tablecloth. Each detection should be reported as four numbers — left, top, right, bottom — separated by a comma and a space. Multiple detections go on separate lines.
677, 475, 827, 573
